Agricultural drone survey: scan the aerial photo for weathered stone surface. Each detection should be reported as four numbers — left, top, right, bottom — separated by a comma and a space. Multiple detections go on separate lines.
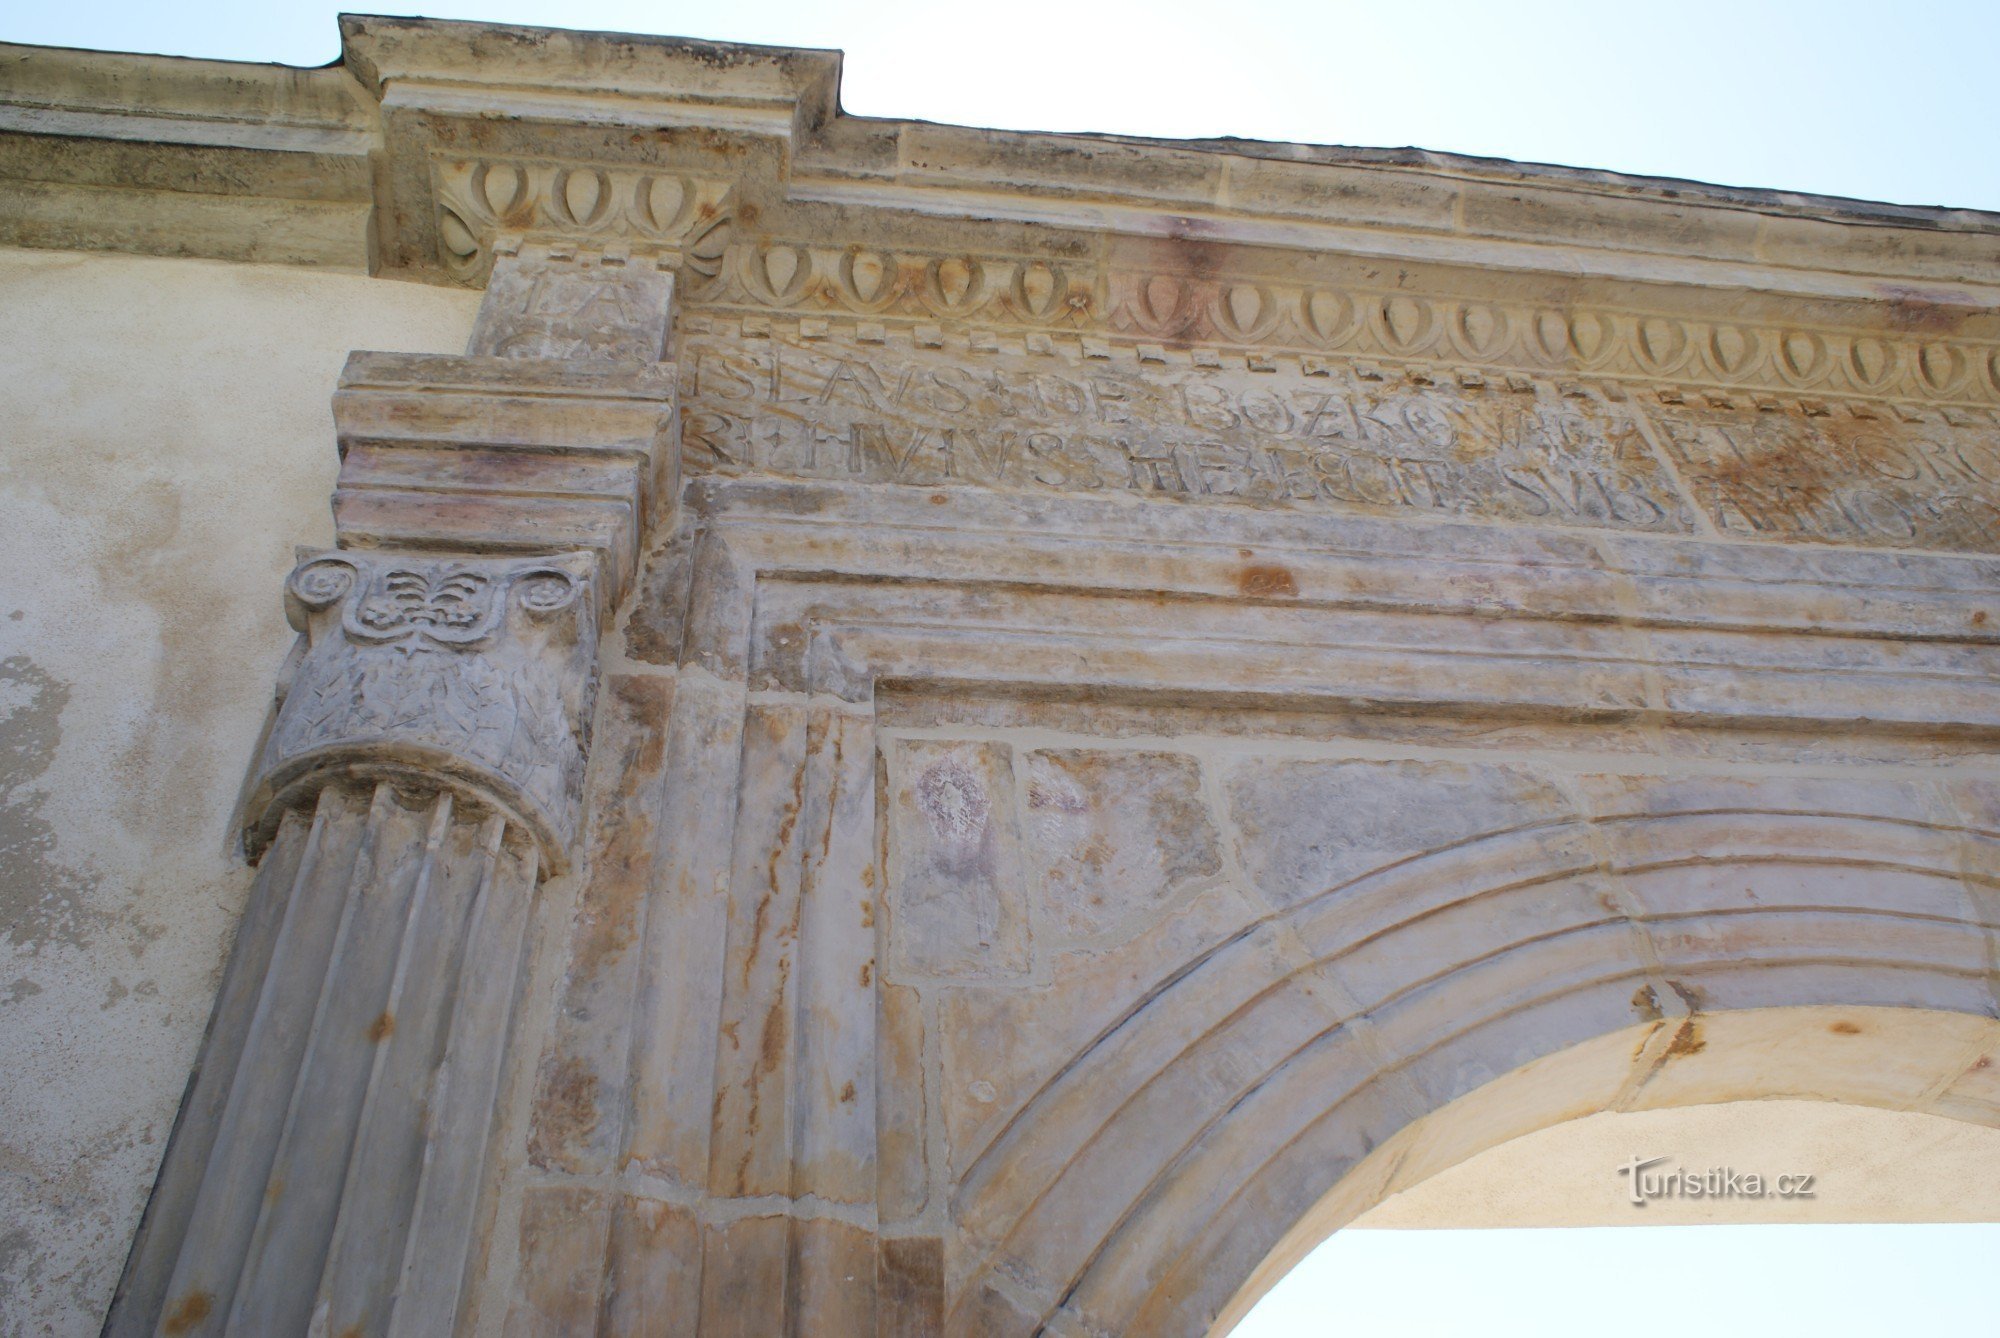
12, 15, 2000, 1338
885, 739, 1030, 980
1649, 398, 2000, 547
0, 248, 482, 1338
105, 242, 677, 1338
1223, 757, 1578, 910
937, 881, 1271, 1186
527, 674, 673, 1177
335, 246, 682, 609
601, 1195, 702, 1336
680, 326, 1699, 538
245, 549, 600, 869
108, 783, 537, 1338
503, 1185, 614, 1337
331, 351, 678, 606
471, 248, 678, 362
1021, 748, 1220, 942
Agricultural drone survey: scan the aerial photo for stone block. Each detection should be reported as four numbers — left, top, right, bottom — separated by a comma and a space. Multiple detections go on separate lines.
885, 739, 1030, 980
1224, 756, 1578, 910
1021, 748, 1220, 943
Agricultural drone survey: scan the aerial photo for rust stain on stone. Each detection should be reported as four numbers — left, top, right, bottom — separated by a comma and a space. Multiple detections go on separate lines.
162, 1291, 212, 1335
731, 961, 795, 1193
1631, 984, 1664, 1022
1664, 1017, 1706, 1058
1829, 1020, 1863, 1035
1236, 563, 1299, 598
528, 1055, 601, 1169
1877, 286, 1974, 335
756, 985, 791, 1077
743, 732, 808, 990
367, 1011, 395, 1042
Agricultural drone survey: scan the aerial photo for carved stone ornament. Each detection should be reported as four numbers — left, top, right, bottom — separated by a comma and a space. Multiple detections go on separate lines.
244, 549, 599, 871
469, 248, 678, 362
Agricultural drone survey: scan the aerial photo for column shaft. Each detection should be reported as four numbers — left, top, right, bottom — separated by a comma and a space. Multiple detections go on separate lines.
106, 783, 535, 1337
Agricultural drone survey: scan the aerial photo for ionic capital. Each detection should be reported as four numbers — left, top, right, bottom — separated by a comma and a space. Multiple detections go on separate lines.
244, 550, 599, 873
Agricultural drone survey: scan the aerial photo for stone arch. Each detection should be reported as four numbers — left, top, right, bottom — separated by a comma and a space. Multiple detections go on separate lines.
941, 803, 2000, 1335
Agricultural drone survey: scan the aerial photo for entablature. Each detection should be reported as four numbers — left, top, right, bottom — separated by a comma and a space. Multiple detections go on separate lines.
5, 16, 1998, 321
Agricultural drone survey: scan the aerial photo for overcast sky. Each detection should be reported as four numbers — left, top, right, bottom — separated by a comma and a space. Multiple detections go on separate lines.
7, 3, 1997, 1334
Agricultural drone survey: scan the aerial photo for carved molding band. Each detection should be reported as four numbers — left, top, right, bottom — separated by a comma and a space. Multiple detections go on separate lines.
246, 551, 600, 872
433, 155, 733, 283
683, 242, 2000, 408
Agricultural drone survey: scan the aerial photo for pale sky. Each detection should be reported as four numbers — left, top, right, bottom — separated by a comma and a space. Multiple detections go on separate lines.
8, 0, 2000, 211
6, 3, 1997, 1334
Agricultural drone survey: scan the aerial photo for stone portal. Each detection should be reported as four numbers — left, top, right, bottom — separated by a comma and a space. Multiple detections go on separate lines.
3, 15, 1990, 1338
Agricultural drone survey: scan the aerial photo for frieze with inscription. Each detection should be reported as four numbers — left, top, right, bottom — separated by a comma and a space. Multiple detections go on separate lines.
678, 325, 2000, 553
1650, 400, 2000, 548
679, 330, 1698, 535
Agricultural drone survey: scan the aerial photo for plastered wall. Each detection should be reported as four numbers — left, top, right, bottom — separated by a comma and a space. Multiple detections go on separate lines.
0, 248, 479, 1337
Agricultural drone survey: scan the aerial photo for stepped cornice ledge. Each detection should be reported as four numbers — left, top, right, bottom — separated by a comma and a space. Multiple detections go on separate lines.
4, 14, 1999, 398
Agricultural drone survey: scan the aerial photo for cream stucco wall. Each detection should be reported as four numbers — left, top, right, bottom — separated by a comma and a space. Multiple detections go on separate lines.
0, 248, 479, 1337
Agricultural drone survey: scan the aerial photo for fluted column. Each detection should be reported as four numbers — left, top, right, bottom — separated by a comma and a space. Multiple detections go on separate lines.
106, 246, 679, 1337
110, 553, 597, 1338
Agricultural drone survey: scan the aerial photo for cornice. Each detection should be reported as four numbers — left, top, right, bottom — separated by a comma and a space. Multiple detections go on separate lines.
0, 42, 380, 266
682, 240, 2000, 408
2, 14, 1996, 383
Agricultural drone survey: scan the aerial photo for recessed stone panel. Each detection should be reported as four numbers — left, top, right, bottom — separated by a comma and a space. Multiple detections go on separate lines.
1021, 748, 1221, 943
1223, 757, 1577, 910
885, 739, 1030, 979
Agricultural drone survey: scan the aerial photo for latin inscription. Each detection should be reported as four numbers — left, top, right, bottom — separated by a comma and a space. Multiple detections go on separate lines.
680, 334, 1695, 533
470, 255, 676, 362
678, 331, 2000, 552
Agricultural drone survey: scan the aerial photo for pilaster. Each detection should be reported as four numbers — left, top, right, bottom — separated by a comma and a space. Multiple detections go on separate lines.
105, 247, 679, 1337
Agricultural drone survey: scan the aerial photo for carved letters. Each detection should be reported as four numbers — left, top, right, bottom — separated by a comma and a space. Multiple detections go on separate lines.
470, 250, 678, 363
679, 329, 1694, 534
678, 326, 2000, 552
1650, 403, 2000, 547
247, 551, 600, 868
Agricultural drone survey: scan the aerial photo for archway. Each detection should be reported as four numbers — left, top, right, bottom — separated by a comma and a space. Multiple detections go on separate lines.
1214, 1008, 2000, 1335
935, 795, 2000, 1335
